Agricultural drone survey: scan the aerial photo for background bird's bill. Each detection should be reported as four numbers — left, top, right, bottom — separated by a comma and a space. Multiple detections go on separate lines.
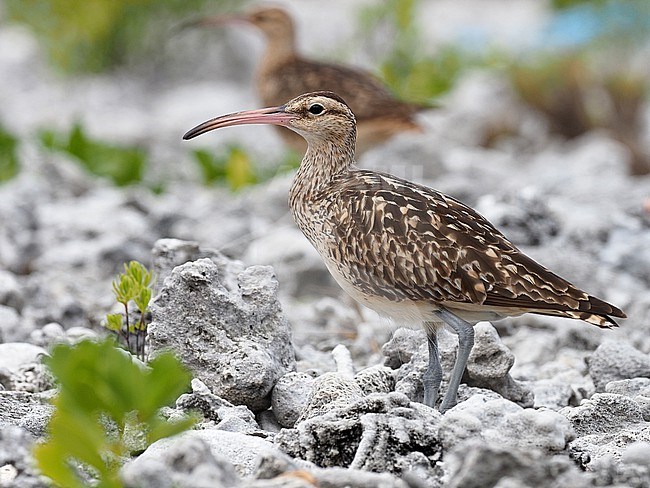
177, 13, 248, 32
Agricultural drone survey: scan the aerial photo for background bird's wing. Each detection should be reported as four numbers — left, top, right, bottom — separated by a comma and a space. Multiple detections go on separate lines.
263, 59, 421, 121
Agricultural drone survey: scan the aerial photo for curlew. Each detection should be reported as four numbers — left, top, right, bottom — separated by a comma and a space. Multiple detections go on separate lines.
188, 6, 425, 154
183, 91, 625, 412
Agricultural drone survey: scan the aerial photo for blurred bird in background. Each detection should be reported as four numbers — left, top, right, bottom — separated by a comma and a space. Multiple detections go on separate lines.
186, 5, 428, 154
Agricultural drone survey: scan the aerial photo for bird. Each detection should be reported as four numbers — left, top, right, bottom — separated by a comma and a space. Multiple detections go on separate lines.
183, 91, 626, 412
187, 6, 425, 155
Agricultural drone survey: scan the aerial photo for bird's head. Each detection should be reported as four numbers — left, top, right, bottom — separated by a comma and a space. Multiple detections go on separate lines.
244, 6, 294, 39
183, 92, 356, 148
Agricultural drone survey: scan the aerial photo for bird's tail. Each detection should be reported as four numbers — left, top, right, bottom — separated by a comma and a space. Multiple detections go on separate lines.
531, 295, 625, 329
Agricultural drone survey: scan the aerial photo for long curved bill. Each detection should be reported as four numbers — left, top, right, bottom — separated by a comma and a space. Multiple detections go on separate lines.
183, 106, 296, 140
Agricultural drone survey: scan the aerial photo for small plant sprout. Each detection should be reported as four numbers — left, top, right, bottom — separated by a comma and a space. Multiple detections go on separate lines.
105, 261, 154, 361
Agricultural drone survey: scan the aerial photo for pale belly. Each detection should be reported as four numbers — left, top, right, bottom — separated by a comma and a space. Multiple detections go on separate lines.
320, 256, 440, 324
320, 255, 520, 327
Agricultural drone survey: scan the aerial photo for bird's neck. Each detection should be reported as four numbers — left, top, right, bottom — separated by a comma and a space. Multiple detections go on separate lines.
260, 35, 297, 73
289, 136, 355, 206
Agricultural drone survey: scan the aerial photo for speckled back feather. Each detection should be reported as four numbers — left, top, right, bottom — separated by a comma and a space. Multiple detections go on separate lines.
320, 170, 623, 327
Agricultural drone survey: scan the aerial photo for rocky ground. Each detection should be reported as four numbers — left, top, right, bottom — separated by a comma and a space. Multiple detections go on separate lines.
1, 1, 650, 487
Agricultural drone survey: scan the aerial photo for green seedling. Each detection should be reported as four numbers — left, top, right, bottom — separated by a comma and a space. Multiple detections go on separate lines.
105, 261, 154, 361
33, 339, 195, 488
357, 0, 482, 103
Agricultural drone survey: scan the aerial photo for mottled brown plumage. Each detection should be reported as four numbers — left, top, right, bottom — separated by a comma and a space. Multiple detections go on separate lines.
192, 6, 424, 154
183, 91, 626, 412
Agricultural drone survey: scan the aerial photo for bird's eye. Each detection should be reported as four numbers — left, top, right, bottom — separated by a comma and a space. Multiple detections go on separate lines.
308, 104, 324, 115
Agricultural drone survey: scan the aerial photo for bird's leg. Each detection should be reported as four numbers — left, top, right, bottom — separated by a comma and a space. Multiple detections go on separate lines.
422, 325, 442, 408
435, 308, 475, 413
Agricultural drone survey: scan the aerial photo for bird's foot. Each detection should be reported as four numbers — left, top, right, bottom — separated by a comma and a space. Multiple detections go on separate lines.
439, 392, 457, 413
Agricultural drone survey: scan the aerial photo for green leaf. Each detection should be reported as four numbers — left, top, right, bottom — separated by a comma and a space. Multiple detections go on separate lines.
126, 261, 153, 289
148, 416, 197, 444
137, 353, 193, 420
134, 287, 152, 315
0, 124, 20, 183
394, 0, 415, 30
225, 146, 257, 191
112, 274, 136, 304
33, 443, 86, 488
109, 261, 154, 356
36, 339, 194, 487
193, 148, 227, 185
47, 408, 108, 470
192, 145, 261, 190
356, 0, 489, 103
104, 313, 124, 332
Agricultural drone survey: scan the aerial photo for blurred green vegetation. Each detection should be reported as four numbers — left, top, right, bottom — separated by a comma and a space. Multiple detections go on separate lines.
4, 0, 242, 73
357, 0, 493, 104
508, 0, 650, 173
40, 123, 147, 186
0, 124, 20, 183
192, 145, 301, 191
551, 0, 605, 9
358, 0, 649, 174
510, 55, 649, 174
193, 145, 256, 191
3, 0, 648, 182
510, 56, 647, 136
2, 120, 298, 190
34, 339, 195, 488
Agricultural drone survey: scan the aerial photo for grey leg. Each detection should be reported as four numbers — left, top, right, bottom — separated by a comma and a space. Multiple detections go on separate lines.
422, 325, 442, 408
434, 308, 475, 413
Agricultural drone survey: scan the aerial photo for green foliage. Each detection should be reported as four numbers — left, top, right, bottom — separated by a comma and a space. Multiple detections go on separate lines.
105, 261, 154, 361
33, 339, 194, 488
193, 145, 301, 191
0, 124, 20, 183
380, 45, 477, 105
503, 0, 650, 174
510, 53, 649, 173
40, 123, 147, 186
552, 0, 605, 10
510, 55, 591, 138
193, 145, 256, 191
105, 314, 124, 334
4, 0, 243, 73
357, 0, 483, 102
